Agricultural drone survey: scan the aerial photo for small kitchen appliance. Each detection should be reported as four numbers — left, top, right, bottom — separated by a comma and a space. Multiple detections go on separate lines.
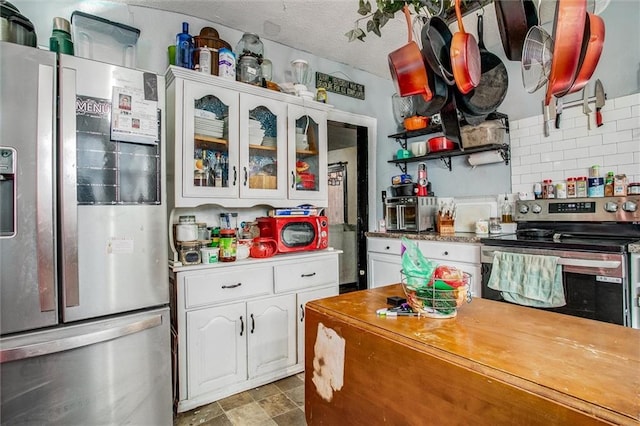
256, 215, 329, 253
384, 196, 438, 232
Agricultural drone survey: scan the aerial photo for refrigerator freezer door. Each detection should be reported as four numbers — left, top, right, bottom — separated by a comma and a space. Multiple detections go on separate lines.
0, 307, 172, 425
58, 55, 168, 322
0, 42, 58, 335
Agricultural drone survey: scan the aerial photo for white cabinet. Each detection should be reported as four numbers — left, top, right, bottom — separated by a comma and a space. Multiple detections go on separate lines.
172, 251, 339, 413
246, 295, 297, 378
296, 285, 339, 364
367, 237, 403, 288
166, 66, 329, 208
418, 240, 482, 298
186, 303, 246, 397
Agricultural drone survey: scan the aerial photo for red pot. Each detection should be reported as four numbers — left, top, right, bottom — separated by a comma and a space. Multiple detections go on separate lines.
428, 136, 455, 152
250, 237, 277, 258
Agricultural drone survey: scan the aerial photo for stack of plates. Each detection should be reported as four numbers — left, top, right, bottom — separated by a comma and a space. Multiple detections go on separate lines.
194, 109, 225, 138
262, 137, 277, 147
249, 119, 265, 145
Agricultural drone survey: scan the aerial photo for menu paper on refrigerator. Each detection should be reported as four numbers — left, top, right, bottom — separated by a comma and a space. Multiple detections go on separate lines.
111, 85, 159, 145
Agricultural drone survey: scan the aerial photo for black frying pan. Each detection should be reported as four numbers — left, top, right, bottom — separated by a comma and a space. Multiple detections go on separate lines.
421, 15, 455, 86
413, 59, 449, 117
456, 13, 509, 125
494, 0, 538, 61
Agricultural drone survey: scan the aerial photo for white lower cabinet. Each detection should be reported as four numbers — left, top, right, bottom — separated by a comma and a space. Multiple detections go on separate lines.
172, 251, 339, 413
367, 237, 403, 288
246, 295, 297, 378
296, 286, 339, 363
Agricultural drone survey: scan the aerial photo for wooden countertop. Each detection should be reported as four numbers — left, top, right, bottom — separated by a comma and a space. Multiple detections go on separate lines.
306, 285, 640, 425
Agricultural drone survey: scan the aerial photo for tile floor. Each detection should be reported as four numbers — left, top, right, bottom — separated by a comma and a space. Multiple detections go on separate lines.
173, 373, 306, 426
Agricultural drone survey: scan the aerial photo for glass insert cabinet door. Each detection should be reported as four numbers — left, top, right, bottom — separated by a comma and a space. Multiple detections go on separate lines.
288, 105, 327, 201
182, 81, 239, 199
238, 93, 287, 199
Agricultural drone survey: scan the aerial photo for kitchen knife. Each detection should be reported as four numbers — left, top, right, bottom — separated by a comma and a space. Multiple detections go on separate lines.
595, 79, 605, 127
542, 100, 549, 137
555, 97, 563, 129
582, 86, 591, 130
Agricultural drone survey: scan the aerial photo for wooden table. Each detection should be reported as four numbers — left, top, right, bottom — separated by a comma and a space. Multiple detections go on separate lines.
304, 285, 640, 425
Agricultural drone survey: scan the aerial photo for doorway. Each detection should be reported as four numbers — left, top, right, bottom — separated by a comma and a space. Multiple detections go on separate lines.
326, 111, 376, 293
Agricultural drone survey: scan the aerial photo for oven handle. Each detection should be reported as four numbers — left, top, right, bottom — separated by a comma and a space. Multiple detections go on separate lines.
481, 250, 622, 269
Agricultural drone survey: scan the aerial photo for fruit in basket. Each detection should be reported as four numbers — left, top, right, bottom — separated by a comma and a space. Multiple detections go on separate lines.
434, 265, 466, 288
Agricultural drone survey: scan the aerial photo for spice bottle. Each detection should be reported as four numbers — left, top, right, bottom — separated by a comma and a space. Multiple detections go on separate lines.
604, 172, 615, 197
542, 179, 555, 199
555, 181, 567, 199
576, 176, 588, 198
614, 174, 627, 196
566, 177, 576, 198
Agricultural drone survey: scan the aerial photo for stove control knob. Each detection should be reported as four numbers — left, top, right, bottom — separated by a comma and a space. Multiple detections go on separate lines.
604, 201, 619, 212
519, 204, 529, 214
531, 204, 542, 214
622, 201, 637, 212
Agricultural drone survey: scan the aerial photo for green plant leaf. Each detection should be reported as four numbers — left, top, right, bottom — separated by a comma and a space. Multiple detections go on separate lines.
358, 0, 372, 15
366, 19, 382, 37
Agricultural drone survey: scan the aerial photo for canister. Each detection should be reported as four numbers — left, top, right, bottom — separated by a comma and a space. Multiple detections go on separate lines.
475, 220, 489, 235
219, 228, 237, 262
628, 183, 640, 195
576, 176, 588, 198
489, 217, 502, 234
178, 241, 201, 265
200, 247, 219, 264
587, 177, 604, 197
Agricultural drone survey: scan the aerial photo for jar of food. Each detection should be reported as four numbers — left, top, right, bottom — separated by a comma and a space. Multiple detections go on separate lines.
489, 217, 502, 234
238, 55, 262, 85
566, 177, 576, 198
576, 176, 588, 198
200, 246, 218, 264
316, 88, 328, 103
235, 32, 264, 58
176, 222, 198, 242
178, 241, 201, 265
542, 179, 554, 199
236, 239, 252, 260
614, 174, 627, 196
628, 183, 640, 195
219, 228, 237, 262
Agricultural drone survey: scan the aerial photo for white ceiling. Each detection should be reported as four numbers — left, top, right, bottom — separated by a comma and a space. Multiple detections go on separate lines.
117, 0, 505, 81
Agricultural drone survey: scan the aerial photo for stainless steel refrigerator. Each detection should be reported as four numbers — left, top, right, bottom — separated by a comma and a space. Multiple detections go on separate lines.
0, 42, 171, 425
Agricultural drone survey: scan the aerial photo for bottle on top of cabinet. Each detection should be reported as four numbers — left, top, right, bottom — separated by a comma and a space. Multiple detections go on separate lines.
176, 22, 194, 69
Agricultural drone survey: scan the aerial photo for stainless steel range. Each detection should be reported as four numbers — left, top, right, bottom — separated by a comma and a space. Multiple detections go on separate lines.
480, 196, 640, 328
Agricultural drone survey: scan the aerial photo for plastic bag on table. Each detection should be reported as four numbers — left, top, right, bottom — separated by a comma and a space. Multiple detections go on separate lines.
401, 238, 437, 289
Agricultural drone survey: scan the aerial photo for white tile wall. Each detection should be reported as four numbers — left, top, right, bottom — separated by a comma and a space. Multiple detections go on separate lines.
510, 92, 640, 195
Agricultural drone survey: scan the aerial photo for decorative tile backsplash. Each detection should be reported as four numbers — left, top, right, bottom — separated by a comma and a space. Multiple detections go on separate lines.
509, 92, 640, 195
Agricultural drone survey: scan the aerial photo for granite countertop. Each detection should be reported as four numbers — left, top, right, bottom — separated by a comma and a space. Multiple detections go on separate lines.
366, 231, 484, 244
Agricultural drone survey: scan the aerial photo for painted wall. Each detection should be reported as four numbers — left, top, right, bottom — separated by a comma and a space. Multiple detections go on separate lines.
15, 0, 640, 229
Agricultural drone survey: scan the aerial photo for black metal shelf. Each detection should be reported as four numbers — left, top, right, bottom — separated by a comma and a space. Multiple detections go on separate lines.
388, 143, 510, 172
388, 111, 510, 172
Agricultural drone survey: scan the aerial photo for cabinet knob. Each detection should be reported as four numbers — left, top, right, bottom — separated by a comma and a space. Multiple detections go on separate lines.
385, 246, 390, 250
443, 251, 449, 256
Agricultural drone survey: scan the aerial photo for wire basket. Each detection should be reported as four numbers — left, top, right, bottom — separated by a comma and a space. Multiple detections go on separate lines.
400, 270, 472, 319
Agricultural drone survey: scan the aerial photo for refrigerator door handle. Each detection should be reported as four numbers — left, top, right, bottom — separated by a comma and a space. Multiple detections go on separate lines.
36, 63, 57, 313
0, 313, 163, 363
59, 65, 80, 307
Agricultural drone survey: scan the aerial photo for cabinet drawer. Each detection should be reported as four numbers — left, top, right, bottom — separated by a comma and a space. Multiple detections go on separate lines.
274, 258, 338, 293
418, 241, 480, 264
183, 266, 273, 309
367, 237, 403, 255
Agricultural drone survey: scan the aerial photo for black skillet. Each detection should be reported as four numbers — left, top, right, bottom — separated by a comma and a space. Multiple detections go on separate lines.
421, 15, 455, 86
413, 59, 449, 117
456, 13, 509, 125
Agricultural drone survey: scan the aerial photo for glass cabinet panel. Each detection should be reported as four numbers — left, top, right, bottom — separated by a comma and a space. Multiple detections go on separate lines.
288, 105, 327, 202
239, 94, 287, 199
182, 81, 239, 199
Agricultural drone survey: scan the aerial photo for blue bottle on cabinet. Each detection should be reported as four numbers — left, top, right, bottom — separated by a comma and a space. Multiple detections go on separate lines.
176, 22, 193, 69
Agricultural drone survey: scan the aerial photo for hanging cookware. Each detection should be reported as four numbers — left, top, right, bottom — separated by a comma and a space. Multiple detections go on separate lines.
439, 89, 462, 146
413, 63, 449, 117
388, 5, 433, 101
420, 15, 455, 86
456, 13, 509, 125
450, 0, 481, 95
494, 0, 538, 61
521, 25, 553, 93
560, 12, 605, 95
544, 0, 587, 103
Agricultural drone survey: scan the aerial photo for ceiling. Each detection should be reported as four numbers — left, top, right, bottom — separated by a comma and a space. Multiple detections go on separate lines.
117, 0, 502, 81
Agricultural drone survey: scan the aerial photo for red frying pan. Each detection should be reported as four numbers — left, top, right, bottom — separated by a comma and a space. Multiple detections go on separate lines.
544, 0, 587, 104
388, 5, 433, 101
563, 12, 605, 95
450, 0, 481, 95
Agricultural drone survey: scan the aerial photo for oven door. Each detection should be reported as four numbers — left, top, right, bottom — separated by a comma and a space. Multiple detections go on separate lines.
480, 246, 629, 327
